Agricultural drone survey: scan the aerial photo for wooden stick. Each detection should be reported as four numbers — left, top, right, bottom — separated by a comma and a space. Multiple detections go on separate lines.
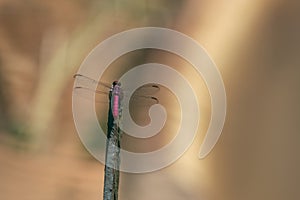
103, 87, 121, 200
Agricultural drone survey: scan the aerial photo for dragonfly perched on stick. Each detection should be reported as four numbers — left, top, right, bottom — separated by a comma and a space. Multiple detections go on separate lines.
73, 74, 160, 200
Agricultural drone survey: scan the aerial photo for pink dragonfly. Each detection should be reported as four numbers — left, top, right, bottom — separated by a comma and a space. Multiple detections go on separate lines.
73, 74, 160, 120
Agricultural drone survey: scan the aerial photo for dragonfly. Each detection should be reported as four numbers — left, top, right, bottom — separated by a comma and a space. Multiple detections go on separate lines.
73, 74, 160, 109
73, 73, 160, 200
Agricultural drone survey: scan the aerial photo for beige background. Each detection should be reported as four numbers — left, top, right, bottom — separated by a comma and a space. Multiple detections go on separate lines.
0, 0, 299, 199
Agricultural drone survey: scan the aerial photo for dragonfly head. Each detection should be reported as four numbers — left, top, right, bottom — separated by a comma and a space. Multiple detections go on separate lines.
112, 81, 121, 87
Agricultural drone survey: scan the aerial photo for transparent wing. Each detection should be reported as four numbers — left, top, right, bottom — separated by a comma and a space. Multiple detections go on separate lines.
74, 73, 111, 90
129, 84, 160, 96
73, 86, 109, 103
73, 73, 111, 103
120, 83, 160, 107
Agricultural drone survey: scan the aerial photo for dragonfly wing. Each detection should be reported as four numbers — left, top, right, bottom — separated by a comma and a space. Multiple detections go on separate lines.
129, 84, 160, 96
129, 95, 159, 107
122, 84, 160, 107
74, 74, 111, 90
73, 74, 112, 103
73, 86, 109, 103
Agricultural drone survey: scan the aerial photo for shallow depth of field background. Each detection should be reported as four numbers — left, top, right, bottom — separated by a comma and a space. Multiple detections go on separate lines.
0, 1, 299, 200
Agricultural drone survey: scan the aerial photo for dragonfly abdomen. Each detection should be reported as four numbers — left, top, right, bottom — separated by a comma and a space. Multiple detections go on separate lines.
111, 83, 122, 119
113, 95, 119, 119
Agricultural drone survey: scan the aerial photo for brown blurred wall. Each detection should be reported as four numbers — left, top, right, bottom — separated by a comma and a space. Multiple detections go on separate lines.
0, 0, 299, 200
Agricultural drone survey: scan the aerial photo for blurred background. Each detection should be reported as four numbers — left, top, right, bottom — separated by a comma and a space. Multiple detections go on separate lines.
0, 0, 299, 199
